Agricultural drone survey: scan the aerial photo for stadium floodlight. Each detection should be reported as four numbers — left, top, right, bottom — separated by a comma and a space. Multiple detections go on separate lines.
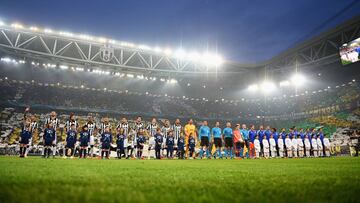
109, 40, 116, 44
153, 47, 162, 53
279, 80, 290, 87
174, 49, 186, 59
152, 77, 156, 81
261, 81, 276, 94
30, 26, 39, 31
187, 51, 201, 61
59, 65, 68, 70
137, 75, 144, 79
138, 44, 151, 50
11, 23, 24, 29
75, 67, 84, 71
201, 53, 224, 66
44, 28, 53, 33
291, 73, 306, 87
247, 84, 259, 91
59, 31, 74, 37
160, 78, 166, 82
0, 21, 4, 26
1, 57, 11, 63
169, 79, 177, 84
79, 34, 94, 41
97, 37, 107, 43
164, 48, 172, 55
126, 74, 134, 78
187, 83, 191, 86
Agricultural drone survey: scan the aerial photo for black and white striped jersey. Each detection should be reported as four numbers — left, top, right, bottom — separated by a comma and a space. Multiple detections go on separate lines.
45, 117, 59, 130
100, 122, 112, 134
162, 126, 171, 139
65, 120, 78, 132
116, 122, 129, 136
146, 123, 158, 137
86, 122, 97, 136
134, 122, 144, 132
172, 124, 182, 140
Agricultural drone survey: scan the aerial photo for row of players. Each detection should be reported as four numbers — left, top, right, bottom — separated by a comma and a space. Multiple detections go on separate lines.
19, 109, 331, 159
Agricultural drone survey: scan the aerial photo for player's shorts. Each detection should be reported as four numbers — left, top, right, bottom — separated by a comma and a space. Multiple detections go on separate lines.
20, 140, 30, 145
102, 143, 110, 150
200, 136, 209, 147
235, 142, 242, 150
80, 141, 88, 147
137, 144, 144, 149
44, 140, 53, 146
214, 138, 222, 147
225, 137, 233, 147
162, 138, 167, 149
66, 143, 75, 148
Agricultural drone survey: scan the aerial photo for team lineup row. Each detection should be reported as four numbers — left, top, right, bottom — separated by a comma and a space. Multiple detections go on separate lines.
18, 109, 332, 159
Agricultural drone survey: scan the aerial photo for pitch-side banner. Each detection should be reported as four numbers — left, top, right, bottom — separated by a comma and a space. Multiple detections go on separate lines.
339, 37, 360, 65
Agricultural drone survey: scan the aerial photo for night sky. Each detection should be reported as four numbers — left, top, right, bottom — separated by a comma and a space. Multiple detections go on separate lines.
1, 0, 360, 63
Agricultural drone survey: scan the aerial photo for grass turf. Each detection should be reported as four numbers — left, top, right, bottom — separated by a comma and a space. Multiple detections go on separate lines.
0, 156, 359, 203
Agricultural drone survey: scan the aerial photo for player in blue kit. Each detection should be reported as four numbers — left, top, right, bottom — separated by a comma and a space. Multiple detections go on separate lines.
265, 126, 272, 141
65, 124, 77, 158
154, 128, 163, 159
257, 125, 265, 156
136, 129, 146, 159
223, 122, 233, 159
43, 122, 56, 158
188, 133, 196, 159
100, 126, 112, 159
19, 124, 32, 158
116, 128, 126, 159
248, 125, 257, 158
212, 121, 222, 159
166, 130, 175, 158
79, 125, 90, 158
198, 121, 211, 159
177, 136, 185, 159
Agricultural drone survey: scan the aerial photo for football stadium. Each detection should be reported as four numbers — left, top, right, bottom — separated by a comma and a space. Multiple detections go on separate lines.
0, 1, 360, 203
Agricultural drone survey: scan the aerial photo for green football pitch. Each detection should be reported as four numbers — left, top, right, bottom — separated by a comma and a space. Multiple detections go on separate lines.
0, 156, 359, 203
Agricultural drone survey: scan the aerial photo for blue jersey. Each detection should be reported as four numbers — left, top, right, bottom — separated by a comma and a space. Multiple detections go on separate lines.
288, 131, 295, 139
265, 130, 271, 141
318, 132, 324, 143
272, 132, 279, 144
306, 131, 312, 140
257, 130, 265, 142
166, 136, 175, 146
101, 132, 112, 144
280, 132, 287, 140
249, 130, 256, 143
116, 134, 125, 147
199, 125, 210, 140
299, 132, 305, 141
79, 131, 90, 145
66, 130, 77, 147
212, 127, 222, 138
155, 133, 163, 145
137, 135, 146, 145
241, 129, 249, 140
189, 137, 196, 148
223, 127, 233, 138
43, 128, 55, 144
178, 137, 185, 149
20, 130, 32, 144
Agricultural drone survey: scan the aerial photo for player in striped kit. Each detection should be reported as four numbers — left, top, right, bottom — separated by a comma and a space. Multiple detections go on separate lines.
146, 118, 159, 159
117, 117, 129, 157
23, 107, 38, 157
131, 116, 144, 158
86, 115, 97, 157
99, 116, 112, 158
65, 113, 78, 132
172, 119, 182, 158
161, 120, 171, 157
44, 111, 59, 158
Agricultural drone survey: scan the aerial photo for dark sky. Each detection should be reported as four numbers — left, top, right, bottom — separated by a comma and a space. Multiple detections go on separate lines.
1, 0, 360, 63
